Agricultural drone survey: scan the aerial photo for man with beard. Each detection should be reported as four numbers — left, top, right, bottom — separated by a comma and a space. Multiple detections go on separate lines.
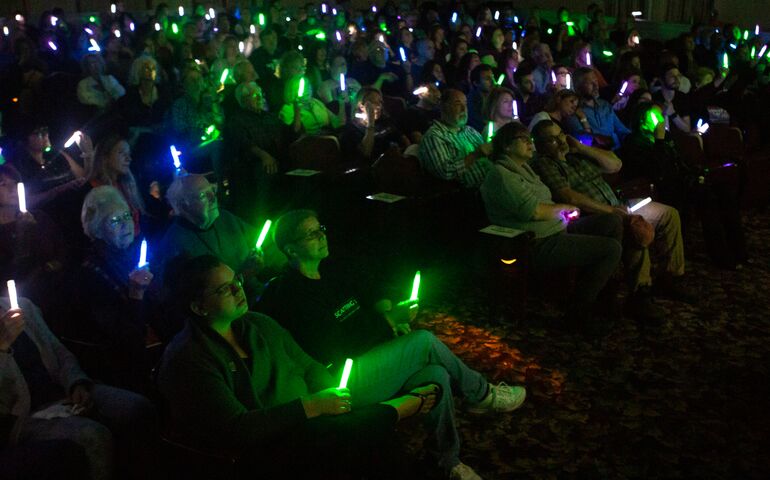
565, 67, 630, 149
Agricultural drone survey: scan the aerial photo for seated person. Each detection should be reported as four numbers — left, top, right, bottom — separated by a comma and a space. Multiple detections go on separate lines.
419, 89, 493, 188
157, 255, 439, 478
565, 67, 630, 149
651, 64, 693, 133
222, 82, 288, 222
77, 54, 126, 110
117, 55, 173, 130
403, 82, 441, 144
480, 122, 623, 328
339, 87, 409, 164
619, 103, 748, 269
511, 63, 547, 127
466, 64, 495, 132
528, 89, 589, 135
74, 186, 164, 390
0, 299, 157, 480
347, 40, 411, 98
317, 54, 362, 109
278, 76, 346, 136
530, 120, 691, 320
258, 211, 527, 479
157, 174, 262, 298
483, 86, 516, 133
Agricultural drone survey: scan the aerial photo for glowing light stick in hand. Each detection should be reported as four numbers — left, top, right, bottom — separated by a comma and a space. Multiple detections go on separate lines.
339, 358, 353, 389
629, 197, 652, 213
551, 70, 557, 84
585, 52, 591, 66
722, 53, 729, 69
17, 183, 27, 213
179, 6, 184, 16
170, 145, 182, 170
220, 68, 229, 86
412, 86, 428, 95
399, 47, 407, 62
409, 271, 421, 301
111, 4, 117, 14
7, 280, 19, 310
487, 122, 494, 141
335, 30, 342, 42
451, 12, 458, 23
89, 38, 101, 51
566, 73, 572, 90
696, 119, 710, 134
619, 81, 629, 95
512, 100, 519, 119
297, 77, 305, 98
47, 41, 58, 51
476, 26, 482, 38
496, 73, 505, 85
759, 45, 768, 58
256, 220, 272, 249
340, 73, 346, 91
258, 13, 265, 26
137, 239, 148, 268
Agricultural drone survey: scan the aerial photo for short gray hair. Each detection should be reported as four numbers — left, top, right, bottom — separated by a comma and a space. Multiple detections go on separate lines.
166, 174, 208, 214
81, 186, 129, 240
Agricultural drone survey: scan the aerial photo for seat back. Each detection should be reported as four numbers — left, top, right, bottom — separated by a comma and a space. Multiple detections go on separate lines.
371, 149, 425, 196
288, 135, 340, 171
383, 95, 407, 125
703, 124, 744, 165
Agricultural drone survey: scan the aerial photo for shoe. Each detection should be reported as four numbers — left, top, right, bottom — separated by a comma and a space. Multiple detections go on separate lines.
449, 462, 483, 480
654, 276, 697, 303
625, 287, 665, 325
466, 382, 526, 414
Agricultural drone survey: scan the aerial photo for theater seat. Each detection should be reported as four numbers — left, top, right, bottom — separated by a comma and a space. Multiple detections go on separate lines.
382, 95, 407, 126
288, 135, 340, 171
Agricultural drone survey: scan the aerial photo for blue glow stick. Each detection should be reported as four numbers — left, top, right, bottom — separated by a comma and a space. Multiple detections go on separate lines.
137, 239, 148, 268
170, 145, 182, 169
399, 47, 407, 62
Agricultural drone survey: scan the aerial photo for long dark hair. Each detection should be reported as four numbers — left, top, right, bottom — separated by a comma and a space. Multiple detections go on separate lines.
164, 254, 222, 318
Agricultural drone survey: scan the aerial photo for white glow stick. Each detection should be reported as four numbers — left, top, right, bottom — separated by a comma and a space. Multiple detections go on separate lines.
48, 40, 57, 51
3, 27, 9, 36
336, 30, 342, 42
372, 6, 377, 13
154, 22, 161, 31
586, 52, 591, 66
355, 112, 367, 120
64, 131, 82, 148
339, 358, 353, 389
399, 47, 406, 62
250, 24, 256, 34
179, 6, 184, 17
632, 35, 640, 45
629, 197, 652, 212
50, 16, 58, 26
7, 280, 19, 310
551, 71, 557, 84
476, 26, 482, 38
89, 38, 100, 52
322, 4, 327, 14
494, 11, 500, 20
412, 86, 428, 95
239, 41, 244, 53
170, 145, 182, 169
340, 73, 346, 91
138, 239, 148, 268
129, 22, 135, 32
759, 45, 768, 58
451, 12, 458, 23
114, 29, 121, 38
756, 25, 760, 36
209, 8, 215, 18
512, 100, 519, 119
697, 119, 710, 134
619, 81, 629, 95
566, 73, 572, 90
512, 41, 517, 51
17, 183, 27, 213
85, 27, 93, 35
111, 4, 117, 14
631, 11, 642, 17
514, 16, 519, 23
333, 8, 337, 15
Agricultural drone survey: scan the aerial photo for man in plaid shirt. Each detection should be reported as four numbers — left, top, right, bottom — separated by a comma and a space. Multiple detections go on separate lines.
418, 89, 493, 188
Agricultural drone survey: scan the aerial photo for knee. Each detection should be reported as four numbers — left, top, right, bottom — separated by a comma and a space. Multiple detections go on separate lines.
71, 420, 113, 452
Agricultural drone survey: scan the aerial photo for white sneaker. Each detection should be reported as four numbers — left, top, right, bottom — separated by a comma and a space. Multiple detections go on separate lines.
466, 382, 526, 414
449, 462, 483, 480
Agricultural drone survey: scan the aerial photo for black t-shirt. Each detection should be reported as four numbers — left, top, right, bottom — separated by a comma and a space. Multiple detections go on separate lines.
257, 264, 393, 367
339, 118, 404, 164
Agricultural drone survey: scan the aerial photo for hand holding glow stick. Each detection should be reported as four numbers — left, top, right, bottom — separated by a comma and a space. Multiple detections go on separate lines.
137, 239, 148, 268
512, 100, 519, 119
340, 73, 346, 91
562, 209, 580, 222
17, 183, 27, 213
64, 131, 82, 149
7, 280, 19, 310
170, 145, 182, 170
409, 271, 421, 301
338, 358, 353, 389
619, 81, 629, 95
628, 197, 652, 213
256, 219, 272, 249
297, 77, 305, 98
565, 73, 572, 90
412, 86, 428, 96
399, 47, 407, 63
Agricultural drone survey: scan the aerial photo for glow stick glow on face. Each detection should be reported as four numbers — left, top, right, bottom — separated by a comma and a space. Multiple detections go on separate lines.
409, 271, 421, 301
170, 145, 182, 169
487, 122, 494, 141
340, 73, 346, 91
566, 73, 572, 90
619, 81, 628, 95
138, 239, 148, 268
17, 183, 27, 213
7, 280, 19, 310
64, 131, 82, 148
476, 26, 482, 38
259, 13, 265, 26
298, 77, 305, 98
512, 100, 519, 119
336, 31, 342, 42
629, 197, 652, 212
586, 52, 591, 66
220, 68, 229, 85
496, 73, 505, 85
89, 38, 101, 51
412, 86, 428, 95
179, 6, 184, 16
339, 358, 353, 389
48, 41, 57, 51
759, 45, 768, 58
452, 12, 458, 23
399, 47, 406, 62
256, 219, 272, 249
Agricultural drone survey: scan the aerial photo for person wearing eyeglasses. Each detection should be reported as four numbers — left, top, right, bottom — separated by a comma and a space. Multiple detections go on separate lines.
158, 174, 264, 303
74, 186, 164, 391
480, 122, 622, 332
258, 209, 527, 480
158, 254, 441, 478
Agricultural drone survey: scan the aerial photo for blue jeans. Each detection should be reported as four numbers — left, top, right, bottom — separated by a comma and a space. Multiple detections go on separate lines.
346, 330, 489, 472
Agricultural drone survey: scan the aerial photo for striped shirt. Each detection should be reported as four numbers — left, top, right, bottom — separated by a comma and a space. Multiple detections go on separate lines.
532, 152, 621, 207
418, 120, 491, 188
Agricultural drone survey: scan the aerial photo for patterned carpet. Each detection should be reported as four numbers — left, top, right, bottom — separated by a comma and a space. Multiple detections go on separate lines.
393, 208, 770, 479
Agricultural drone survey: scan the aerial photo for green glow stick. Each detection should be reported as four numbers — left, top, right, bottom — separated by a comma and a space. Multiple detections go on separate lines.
409, 271, 421, 301
298, 77, 305, 97
496, 73, 505, 85
315, 31, 326, 40
743, 30, 749, 41
486, 122, 494, 142
256, 219, 271, 249
220, 68, 229, 85
205, 124, 216, 135
722, 53, 729, 69
258, 13, 265, 26
649, 110, 660, 128
339, 358, 353, 389
602, 50, 613, 57
172, 23, 179, 34
751, 46, 756, 58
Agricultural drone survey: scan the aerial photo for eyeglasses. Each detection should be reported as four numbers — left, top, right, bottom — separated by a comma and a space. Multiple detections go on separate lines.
107, 211, 132, 228
205, 274, 244, 298
294, 224, 327, 243
195, 185, 218, 202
